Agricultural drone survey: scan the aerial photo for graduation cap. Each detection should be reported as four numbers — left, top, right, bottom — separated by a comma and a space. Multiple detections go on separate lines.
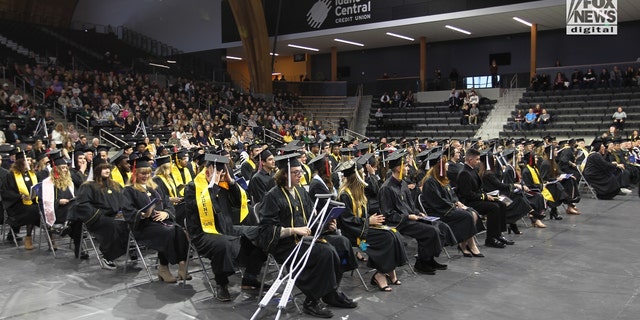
384, 150, 406, 170
155, 155, 172, 167
356, 153, 375, 166
335, 160, 358, 178
480, 149, 495, 171
340, 147, 356, 158
128, 155, 152, 169
175, 148, 189, 160
259, 149, 274, 161
279, 142, 302, 155
92, 157, 109, 171
274, 152, 301, 188
522, 150, 536, 166
355, 143, 371, 155
109, 149, 128, 165
308, 153, 329, 174
544, 145, 556, 160
135, 139, 147, 148
35, 151, 49, 162
96, 145, 110, 154
425, 150, 443, 170
193, 153, 207, 168
52, 154, 68, 167
205, 153, 230, 171
502, 148, 516, 159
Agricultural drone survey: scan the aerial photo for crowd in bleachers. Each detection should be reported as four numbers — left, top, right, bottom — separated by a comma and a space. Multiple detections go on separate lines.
531, 65, 640, 91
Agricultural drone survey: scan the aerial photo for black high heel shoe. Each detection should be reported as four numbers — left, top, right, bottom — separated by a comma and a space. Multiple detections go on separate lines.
466, 245, 485, 257
457, 244, 472, 257
507, 223, 523, 235
370, 273, 392, 292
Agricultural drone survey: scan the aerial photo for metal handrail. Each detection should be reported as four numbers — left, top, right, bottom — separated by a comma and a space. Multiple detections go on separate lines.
12, 75, 45, 105
510, 73, 518, 89
344, 128, 367, 141
52, 101, 65, 119
75, 114, 90, 133
262, 127, 283, 144
99, 128, 127, 148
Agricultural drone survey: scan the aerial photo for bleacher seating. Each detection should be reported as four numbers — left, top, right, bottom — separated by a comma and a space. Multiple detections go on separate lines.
365, 99, 495, 140
500, 87, 640, 138
294, 96, 353, 129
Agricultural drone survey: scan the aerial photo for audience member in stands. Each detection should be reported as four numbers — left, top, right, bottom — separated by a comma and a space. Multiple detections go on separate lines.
524, 108, 537, 130
553, 72, 567, 90
374, 108, 384, 128
570, 69, 583, 88
380, 92, 391, 107
612, 106, 627, 131
537, 109, 551, 130
583, 68, 597, 88
512, 110, 524, 132
598, 68, 610, 88
4, 123, 22, 144
391, 91, 402, 108
469, 104, 479, 125
448, 88, 459, 112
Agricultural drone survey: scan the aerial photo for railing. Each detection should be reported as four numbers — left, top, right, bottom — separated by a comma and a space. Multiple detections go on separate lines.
343, 128, 367, 141
12, 75, 45, 105
120, 26, 182, 57
510, 73, 518, 89
352, 83, 363, 129
99, 128, 127, 148
52, 101, 65, 119
75, 114, 90, 134
262, 127, 283, 144
219, 106, 233, 119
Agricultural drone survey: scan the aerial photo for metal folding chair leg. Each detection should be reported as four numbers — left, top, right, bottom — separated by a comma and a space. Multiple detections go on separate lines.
182, 242, 216, 298
2, 212, 20, 248
124, 231, 154, 282
81, 223, 103, 267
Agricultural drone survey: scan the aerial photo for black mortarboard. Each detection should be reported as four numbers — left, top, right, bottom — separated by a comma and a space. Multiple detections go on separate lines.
36, 151, 48, 162
136, 139, 147, 148
109, 149, 128, 164
356, 153, 374, 166
8, 146, 20, 156
425, 150, 443, 169
384, 150, 406, 169
205, 153, 230, 170
502, 148, 516, 159
279, 143, 301, 155
274, 152, 301, 170
259, 149, 273, 160
129, 155, 152, 169
613, 137, 622, 144
96, 145, 110, 154
523, 150, 536, 166
335, 160, 358, 177
175, 148, 189, 159
576, 138, 585, 143
193, 153, 207, 167
308, 153, 328, 171
52, 155, 68, 166
480, 149, 495, 170
340, 147, 356, 157
355, 143, 372, 153
155, 155, 172, 167
544, 145, 555, 159
92, 157, 108, 170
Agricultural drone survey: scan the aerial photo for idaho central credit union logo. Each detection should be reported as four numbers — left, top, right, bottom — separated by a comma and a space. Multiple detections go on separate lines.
307, 0, 332, 29
566, 0, 617, 35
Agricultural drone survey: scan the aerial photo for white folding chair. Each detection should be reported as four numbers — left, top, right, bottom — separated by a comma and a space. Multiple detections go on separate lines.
80, 223, 103, 267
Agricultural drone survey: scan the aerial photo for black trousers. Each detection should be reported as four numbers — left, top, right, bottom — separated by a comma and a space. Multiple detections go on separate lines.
466, 200, 506, 239
396, 219, 442, 261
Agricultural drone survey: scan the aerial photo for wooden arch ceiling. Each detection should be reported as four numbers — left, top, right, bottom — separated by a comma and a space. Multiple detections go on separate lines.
0, 0, 78, 28
227, 0, 272, 95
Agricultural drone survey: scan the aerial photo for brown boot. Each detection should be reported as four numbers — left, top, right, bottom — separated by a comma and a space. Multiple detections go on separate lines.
157, 264, 177, 283
566, 206, 580, 215
178, 261, 192, 281
24, 236, 34, 250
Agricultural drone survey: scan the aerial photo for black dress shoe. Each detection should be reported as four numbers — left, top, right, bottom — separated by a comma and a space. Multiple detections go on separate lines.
485, 238, 506, 248
322, 291, 358, 309
303, 298, 334, 318
426, 259, 448, 270
414, 262, 437, 275
216, 285, 231, 302
496, 235, 515, 245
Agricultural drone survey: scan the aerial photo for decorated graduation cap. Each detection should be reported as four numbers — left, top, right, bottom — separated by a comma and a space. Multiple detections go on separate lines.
155, 154, 172, 167
274, 152, 301, 188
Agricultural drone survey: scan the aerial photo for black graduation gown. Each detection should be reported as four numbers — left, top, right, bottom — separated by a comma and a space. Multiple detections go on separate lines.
420, 177, 477, 243
1, 170, 40, 227
337, 192, 407, 273
307, 177, 358, 272
521, 164, 564, 208
153, 175, 186, 227
379, 176, 442, 261
71, 168, 88, 189
258, 185, 341, 299
74, 182, 129, 261
446, 161, 463, 187
248, 169, 275, 204
183, 181, 263, 284
558, 147, 581, 177
456, 164, 507, 239
539, 160, 576, 204
122, 186, 187, 265
240, 159, 257, 182
583, 152, 622, 199
502, 165, 546, 217
364, 173, 382, 214
482, 172, 531, 224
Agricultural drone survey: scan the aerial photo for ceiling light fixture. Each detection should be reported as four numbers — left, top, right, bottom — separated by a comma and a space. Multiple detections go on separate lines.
513, 17, 533, 27
334, 38, 364, 47
166, 60, 176, 64
385, 32, 414, 41
148, 62, 170, 69
225, 56, 243, 60
445, 25, 471, 35
287, 44, 319, 52
270, 52, 279, 56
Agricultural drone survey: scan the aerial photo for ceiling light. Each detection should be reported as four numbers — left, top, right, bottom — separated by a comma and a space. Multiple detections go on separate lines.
334, 38, 364, 47
148, 62, 170, 69
270, 52, 279, 56
513, 17, 532, 27
166, 60, 176, 64
288, 44, 319, 52
445, 25, 471, 35
385, 32, 414, 41
225, 56, 243, 60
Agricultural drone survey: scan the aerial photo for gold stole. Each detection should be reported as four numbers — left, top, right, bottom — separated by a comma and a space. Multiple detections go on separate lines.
157, 175, 177, 198
194, 170, 219, 234
14, 170, 37, 205
171, 164, 193, 196
220, 181, 250, 223
246, 158, 256, 170
300, 164, 311, 185
111, 168, 130, 187
527, 165, 554, 202
208, 136, 216, 147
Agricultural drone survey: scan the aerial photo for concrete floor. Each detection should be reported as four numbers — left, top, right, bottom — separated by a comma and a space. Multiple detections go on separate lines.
1, 191, 640, 320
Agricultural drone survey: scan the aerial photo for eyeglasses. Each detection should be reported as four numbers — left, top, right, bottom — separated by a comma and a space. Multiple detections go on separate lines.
291, 170, 304, 176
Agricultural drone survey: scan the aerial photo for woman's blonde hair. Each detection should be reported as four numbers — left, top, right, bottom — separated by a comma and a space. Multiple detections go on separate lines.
130, 167, 157, 192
